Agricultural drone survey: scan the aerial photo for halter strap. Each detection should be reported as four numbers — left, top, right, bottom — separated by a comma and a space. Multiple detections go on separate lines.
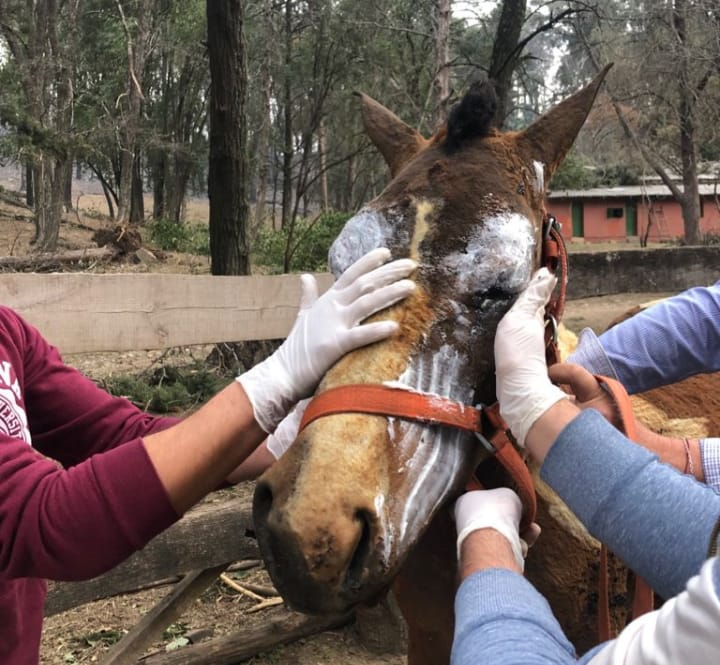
298, 384, 537, 531
542, 215, 568, 365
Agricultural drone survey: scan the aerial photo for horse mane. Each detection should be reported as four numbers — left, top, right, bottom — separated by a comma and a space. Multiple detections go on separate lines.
443, 79, 497, 154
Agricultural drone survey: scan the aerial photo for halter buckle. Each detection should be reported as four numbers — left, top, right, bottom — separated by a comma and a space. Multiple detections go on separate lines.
545, 313, 558, 345
544, 214, 561, 239
474, 404, 496, 453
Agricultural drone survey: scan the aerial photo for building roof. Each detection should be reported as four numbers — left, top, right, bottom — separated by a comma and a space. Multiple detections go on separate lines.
548, 184, 720, 199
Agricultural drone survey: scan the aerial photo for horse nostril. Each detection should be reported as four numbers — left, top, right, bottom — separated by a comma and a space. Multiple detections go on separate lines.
252, 481, 274, 530
346, 509, 373, 592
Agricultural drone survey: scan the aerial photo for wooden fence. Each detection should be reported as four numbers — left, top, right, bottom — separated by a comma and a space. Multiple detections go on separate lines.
1, 271, 342, 665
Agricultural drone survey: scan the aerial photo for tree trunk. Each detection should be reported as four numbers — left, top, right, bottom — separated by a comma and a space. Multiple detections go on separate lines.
130, 151, 145, 225
207, 0, 250, 276
281, 0, 294, 230
673, 0, 701, 244
25, 164, 34, 206
254, 0, 274, 229
152, 151, 167, 220
489, 0, 527, 127
318, 119, 329, 212
116, 0, 152, 225
432, 0, 452, 128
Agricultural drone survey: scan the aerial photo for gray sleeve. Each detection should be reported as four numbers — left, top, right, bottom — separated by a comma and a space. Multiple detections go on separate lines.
541, 409, 720, 599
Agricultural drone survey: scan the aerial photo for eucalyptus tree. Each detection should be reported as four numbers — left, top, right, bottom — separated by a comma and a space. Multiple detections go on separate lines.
146, 0, 208, 225
207, 0, 250, 275
0, 0, 80, 250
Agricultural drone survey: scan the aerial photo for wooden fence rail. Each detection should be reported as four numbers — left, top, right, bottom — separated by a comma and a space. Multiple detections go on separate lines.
0, 272, 334, 353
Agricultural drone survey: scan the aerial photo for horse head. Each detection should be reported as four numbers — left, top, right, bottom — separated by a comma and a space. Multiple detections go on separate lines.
253, 67, 611, 614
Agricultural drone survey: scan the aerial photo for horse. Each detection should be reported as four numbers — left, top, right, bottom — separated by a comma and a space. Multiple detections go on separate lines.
252, 67, 624, 664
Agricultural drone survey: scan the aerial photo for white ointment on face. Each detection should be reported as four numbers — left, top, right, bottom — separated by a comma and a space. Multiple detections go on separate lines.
533, 161, 545, 193
380, 344, 475, 553
374, 212, 536, 556
328, 208, 397, 277
442, 211, 536, 299
325, 204, 537, 563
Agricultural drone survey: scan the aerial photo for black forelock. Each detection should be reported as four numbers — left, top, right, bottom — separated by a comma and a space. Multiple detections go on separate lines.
444, 79, 497, 154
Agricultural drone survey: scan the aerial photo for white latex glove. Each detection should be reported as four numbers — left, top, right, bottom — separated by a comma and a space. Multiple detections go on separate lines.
494, 268, 568, 447
265, 398, 310, 459
453, 488, 525, 570
238, 247, 416, 433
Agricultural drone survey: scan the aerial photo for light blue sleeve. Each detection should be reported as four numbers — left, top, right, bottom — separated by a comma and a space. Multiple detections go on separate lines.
452, 568, 577, 665
701, 438, 720, 490
541, 409, 720, 599
568, 282, 720, 394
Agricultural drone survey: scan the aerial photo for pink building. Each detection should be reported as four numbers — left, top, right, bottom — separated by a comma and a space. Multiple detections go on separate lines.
546, 185, 720, 243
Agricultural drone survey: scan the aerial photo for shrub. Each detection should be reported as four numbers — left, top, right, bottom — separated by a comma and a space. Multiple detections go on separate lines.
146, 218, 210, 255
101, 364, 228, 413
252, 211, 351, 273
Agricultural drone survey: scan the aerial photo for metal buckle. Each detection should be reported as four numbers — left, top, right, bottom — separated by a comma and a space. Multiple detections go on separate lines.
545, 314, 558, 345
544, 214, 561, 239
474, 403, 496, 453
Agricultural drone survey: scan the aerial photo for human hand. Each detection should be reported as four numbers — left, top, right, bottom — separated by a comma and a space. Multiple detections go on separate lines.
266, 398, 310, 459
453, 488, 526, 570
494, 268, 568, 447
548, 363, 620, 427
238, 248, 416, 432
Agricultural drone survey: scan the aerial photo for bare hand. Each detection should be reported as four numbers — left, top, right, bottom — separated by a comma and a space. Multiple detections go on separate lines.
548, 363, 620, 428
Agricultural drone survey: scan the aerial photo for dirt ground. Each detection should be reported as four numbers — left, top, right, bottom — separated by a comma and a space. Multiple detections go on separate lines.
0, 187, 676, 664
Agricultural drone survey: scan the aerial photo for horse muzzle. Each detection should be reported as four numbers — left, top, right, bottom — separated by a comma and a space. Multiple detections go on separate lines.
252, 476, 390, 614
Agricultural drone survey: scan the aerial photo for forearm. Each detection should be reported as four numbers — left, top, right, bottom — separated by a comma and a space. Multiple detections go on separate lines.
632, 423, 705, 482
569, 284, 720, 394
458, 529, 522, 580
0, 436, 178, 581
452, 568, 577, 665
225, 441, 275, 484
541, 409, 720, 599
144, 381, 266, 513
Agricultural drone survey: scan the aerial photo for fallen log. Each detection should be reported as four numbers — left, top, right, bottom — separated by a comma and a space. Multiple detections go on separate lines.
46, 498, 258, 616
0, 246, 119, 271
138, 611, 354, 665
0, 188, 29, 208
100, 563, 231, 665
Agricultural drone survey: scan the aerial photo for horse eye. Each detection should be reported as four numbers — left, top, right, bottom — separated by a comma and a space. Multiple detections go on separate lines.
517, 182, 526, 195
473, 285, 513, 302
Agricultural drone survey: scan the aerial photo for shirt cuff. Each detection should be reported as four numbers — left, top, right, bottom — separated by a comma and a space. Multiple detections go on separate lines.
566, 328, 619, 380
700, 438, 720, 492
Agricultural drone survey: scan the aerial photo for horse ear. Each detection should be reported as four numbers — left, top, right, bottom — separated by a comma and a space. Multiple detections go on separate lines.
355, 92, 429, 177
516, 63, 613, 180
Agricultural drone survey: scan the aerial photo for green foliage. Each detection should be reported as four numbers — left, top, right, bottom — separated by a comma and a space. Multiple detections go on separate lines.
550, 152, 598, 190
551, 152, 642, 190
101, 364, 228, 413
146, 218, 210, 255
252, 211, 352, 273
701, 232, 720, 246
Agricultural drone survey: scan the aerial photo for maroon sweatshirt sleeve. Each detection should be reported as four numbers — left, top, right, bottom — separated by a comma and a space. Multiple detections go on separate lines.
0, 307, 180, 582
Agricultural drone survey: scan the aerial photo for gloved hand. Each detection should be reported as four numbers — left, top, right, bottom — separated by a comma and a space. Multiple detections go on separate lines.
265, 398, 310, 459
494, 268, 568, 447
238, 247, 416, 433
453, 488, 526, 570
